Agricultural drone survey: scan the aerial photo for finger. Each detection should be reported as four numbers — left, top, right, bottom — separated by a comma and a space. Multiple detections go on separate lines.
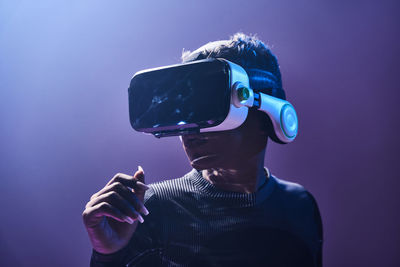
106, 175, 149, 203
87, 191, 144, 223
126, 189, 149, 215
90, 182, 149, 215
106, 173, 135, 187
107, 173, 150, 191
135, 166, 145, 184
131, 166, 148, 202
83, 202, 134, 226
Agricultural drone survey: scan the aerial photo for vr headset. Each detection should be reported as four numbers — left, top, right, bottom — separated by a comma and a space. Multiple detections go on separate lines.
128, 58, 298, 144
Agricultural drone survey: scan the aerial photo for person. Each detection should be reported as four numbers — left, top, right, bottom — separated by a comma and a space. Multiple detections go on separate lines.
82, 33, 323, 267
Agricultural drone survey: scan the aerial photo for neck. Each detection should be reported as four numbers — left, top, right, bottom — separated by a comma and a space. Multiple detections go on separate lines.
201, 149, 267, 193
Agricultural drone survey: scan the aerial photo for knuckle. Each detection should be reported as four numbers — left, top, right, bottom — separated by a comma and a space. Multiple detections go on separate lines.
112, 182, 124, 191
110, 191, 119, 198
104, 191, 117, 200
82, 208, 94, 221
99, 202, 111, 210
82, 209, 88, 218
111, 173, 121, 181
90, 193, 97, 201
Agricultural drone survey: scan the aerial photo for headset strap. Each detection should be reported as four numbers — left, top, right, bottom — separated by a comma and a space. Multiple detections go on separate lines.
246, 68, 286, 100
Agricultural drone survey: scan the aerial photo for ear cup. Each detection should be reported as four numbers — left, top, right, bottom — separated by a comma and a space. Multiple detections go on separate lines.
246, 68, 288, 144
264, 114, 286, 145
254, 108, 285, 144
263, 89, 288, 144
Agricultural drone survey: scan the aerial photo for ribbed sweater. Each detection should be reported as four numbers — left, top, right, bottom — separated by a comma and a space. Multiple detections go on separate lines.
90, 169, 323, 267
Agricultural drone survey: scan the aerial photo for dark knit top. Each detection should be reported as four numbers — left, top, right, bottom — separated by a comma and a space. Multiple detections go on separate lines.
91, 169, 323, 267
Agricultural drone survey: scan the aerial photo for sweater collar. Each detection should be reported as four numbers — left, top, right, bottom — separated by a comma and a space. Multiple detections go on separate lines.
189, 167, 276, 207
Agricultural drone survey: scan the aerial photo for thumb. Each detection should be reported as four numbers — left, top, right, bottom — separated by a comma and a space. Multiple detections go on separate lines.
133, 166, 148, 202
134, 165, 146, 184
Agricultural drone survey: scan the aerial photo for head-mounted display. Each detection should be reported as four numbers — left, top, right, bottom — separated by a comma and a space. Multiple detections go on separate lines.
128, 58, 298, 143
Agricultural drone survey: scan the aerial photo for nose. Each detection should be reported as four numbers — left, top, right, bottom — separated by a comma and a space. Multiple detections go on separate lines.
181, 134, 209, 146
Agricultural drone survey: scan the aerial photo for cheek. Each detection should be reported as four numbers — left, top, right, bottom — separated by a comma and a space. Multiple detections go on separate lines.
231, 128, 267, 159
208, 132, 242, 152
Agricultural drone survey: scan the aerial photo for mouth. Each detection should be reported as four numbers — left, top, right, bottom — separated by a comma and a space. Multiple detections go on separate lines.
190, 154, 220, 167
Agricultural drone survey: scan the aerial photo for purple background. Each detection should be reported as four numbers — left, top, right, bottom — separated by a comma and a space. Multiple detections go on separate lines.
1, 0, 399, 266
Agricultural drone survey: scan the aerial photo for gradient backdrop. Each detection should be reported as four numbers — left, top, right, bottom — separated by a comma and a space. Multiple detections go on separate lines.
1, 0, 399, 266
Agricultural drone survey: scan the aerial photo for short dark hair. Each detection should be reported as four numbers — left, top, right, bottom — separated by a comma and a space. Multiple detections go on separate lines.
181, 32, 285, 100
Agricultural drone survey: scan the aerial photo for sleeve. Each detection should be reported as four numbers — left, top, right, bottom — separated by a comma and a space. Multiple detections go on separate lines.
90, 187, 164, 267
90, 247, 131, 267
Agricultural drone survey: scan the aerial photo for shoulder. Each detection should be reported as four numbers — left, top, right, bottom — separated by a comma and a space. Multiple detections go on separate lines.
272, 175, 323, 237
271, 175, 316, 206
270, 176, 323, 264
271, 175, 322, 231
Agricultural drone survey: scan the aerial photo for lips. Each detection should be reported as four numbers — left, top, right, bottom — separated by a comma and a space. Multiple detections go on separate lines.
190, 154, 220, 169
181, 134, 225, 169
